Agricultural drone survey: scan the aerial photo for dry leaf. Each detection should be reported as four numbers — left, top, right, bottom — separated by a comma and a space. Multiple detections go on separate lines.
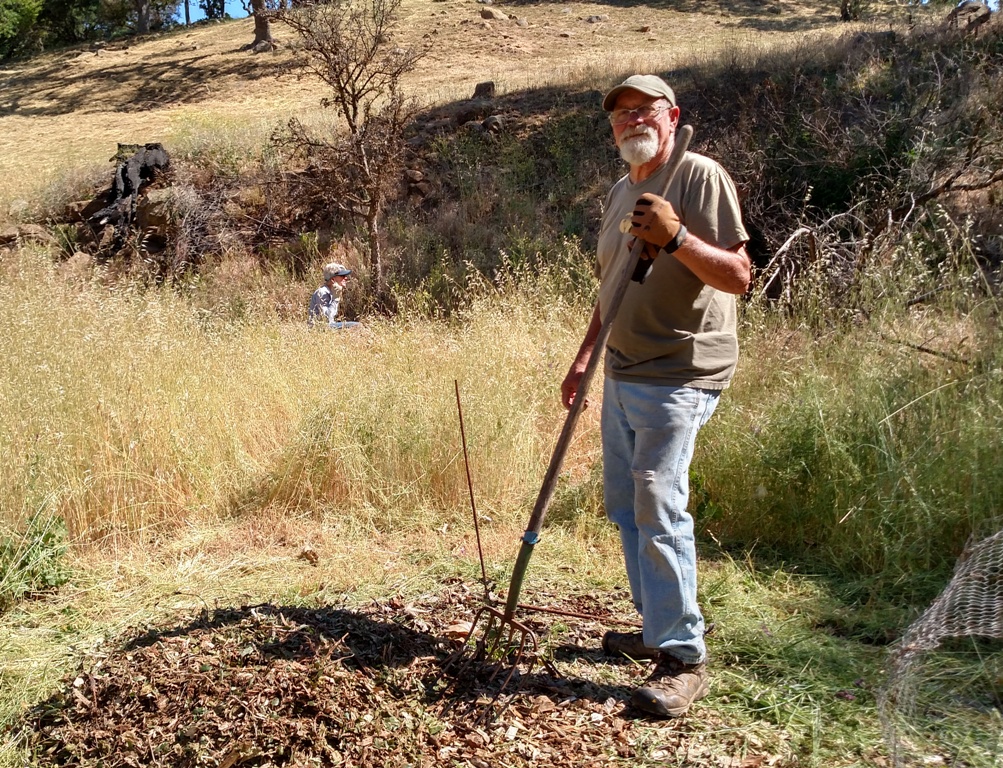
297, 544, 319, 565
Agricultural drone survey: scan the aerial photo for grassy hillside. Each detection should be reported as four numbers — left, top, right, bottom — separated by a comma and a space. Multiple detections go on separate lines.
0, 0, 911, 224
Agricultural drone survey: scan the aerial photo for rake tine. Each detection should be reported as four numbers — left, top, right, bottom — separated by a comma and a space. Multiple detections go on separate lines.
445, 605, 496, 675
443, 602, 545, 707
485, 612, 540, 686
439, 611, 498, 720
470, 620, 542, 725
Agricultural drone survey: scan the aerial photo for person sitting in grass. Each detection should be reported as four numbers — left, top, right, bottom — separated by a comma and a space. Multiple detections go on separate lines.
308, 262, 361, 330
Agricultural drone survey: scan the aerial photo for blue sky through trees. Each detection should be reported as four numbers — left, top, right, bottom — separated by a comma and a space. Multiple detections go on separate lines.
174, 0, 250, 24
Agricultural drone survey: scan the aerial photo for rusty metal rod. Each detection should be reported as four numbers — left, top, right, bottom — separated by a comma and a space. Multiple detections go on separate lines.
515, 603, 643, 628
455, 380, 489, 596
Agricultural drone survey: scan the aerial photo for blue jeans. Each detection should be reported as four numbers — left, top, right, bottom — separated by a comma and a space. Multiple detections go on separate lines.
601, 378, 719, 664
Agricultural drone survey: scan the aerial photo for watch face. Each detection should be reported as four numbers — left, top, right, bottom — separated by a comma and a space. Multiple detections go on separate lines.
619, 215, 633, 234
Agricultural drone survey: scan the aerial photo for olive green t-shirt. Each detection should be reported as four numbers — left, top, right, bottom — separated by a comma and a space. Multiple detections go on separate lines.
597, 151, 749, 389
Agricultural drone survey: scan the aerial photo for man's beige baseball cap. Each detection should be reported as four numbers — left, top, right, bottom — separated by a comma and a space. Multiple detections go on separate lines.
602, 74, 676, 112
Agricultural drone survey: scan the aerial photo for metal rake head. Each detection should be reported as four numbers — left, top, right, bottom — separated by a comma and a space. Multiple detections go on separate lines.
448, 604, 540, 688
441, 604, 545, 724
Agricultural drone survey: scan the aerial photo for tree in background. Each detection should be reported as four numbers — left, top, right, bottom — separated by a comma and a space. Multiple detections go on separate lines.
126, 0, 179, 32
33, 0, 101, 47
89, 0, 180, 34
198, 0, 223, 19
246, 0, 275, 50
135, 0, 150, 31
839, 0, 862, 21
276, 0, 425, 298
1, 0, 179, 59
0, 0, 43, 58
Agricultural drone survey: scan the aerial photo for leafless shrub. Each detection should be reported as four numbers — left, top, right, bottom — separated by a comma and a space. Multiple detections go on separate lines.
168, 183, 218, 278
274, 0, 426, 301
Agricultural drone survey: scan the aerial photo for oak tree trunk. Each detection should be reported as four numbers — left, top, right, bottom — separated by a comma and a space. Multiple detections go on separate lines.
251, 0, 275, 48
136, 0, 151, 33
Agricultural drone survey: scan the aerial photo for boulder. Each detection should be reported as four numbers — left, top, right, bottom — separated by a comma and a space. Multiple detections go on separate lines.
58, 251, 96, 281
480, 7, 508, 20
65, 193, 112, 223
17, 223, 54, 244
455, 100, 494, 125
482, 115, 504, 134
0, 224, 56, 247
472, 81, 496, 100
424, 117, 455, 133
136, 187, 174, 237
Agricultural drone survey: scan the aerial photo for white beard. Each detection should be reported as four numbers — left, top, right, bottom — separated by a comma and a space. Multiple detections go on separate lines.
618, 128, 659, 166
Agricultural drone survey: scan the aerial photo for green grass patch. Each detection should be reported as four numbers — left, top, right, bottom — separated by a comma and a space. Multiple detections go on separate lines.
0, 513, 70, 613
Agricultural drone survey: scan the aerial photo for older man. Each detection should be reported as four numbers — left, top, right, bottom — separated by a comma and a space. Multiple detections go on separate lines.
560, 75, 751, 718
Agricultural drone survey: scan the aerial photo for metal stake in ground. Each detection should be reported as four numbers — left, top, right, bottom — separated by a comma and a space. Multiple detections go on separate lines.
454, 380, 490, 599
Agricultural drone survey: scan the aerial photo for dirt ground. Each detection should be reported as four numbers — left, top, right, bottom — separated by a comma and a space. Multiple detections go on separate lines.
0, 0, 888, 217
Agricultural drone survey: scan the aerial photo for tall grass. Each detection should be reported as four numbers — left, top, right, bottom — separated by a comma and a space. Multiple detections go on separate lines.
0, 245, 591, 546
0, 161, 108, 229
6, 233, 1002, 608
706, 308, 1003, 603
693, 211, 1003, 603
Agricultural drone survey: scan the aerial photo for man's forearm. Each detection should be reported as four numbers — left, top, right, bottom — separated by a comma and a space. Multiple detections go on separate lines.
571, 304, 603, 370
561, 303, 603, 409
672, 239, 751, 294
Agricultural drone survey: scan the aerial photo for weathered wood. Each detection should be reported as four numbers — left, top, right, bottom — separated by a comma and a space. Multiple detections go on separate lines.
87, 143, 170, 251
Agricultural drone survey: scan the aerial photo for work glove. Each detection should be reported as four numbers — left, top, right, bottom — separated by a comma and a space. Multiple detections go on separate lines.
626, 193, 688, 283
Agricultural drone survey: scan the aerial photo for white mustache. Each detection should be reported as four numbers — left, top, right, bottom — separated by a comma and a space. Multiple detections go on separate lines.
621, 126, 656, 140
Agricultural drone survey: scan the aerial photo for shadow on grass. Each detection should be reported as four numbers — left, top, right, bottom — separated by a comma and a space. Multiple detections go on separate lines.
0, 46, 295, 118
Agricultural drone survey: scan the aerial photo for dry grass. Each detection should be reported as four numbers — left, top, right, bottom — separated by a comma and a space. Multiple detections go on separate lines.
0, 247, 597, 542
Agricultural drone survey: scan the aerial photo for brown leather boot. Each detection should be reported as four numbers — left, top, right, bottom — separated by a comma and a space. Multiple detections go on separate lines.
631, 653, 709, 717
601, 630, 658, 660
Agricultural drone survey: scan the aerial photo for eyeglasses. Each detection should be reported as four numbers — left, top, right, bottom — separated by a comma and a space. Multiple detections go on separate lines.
609, 104, 670, 126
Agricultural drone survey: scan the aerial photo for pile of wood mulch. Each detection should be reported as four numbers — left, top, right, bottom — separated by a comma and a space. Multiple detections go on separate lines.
23, 584, 716, 767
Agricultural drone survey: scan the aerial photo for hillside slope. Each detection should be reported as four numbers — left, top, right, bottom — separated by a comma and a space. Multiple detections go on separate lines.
0, 0, 904, 221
